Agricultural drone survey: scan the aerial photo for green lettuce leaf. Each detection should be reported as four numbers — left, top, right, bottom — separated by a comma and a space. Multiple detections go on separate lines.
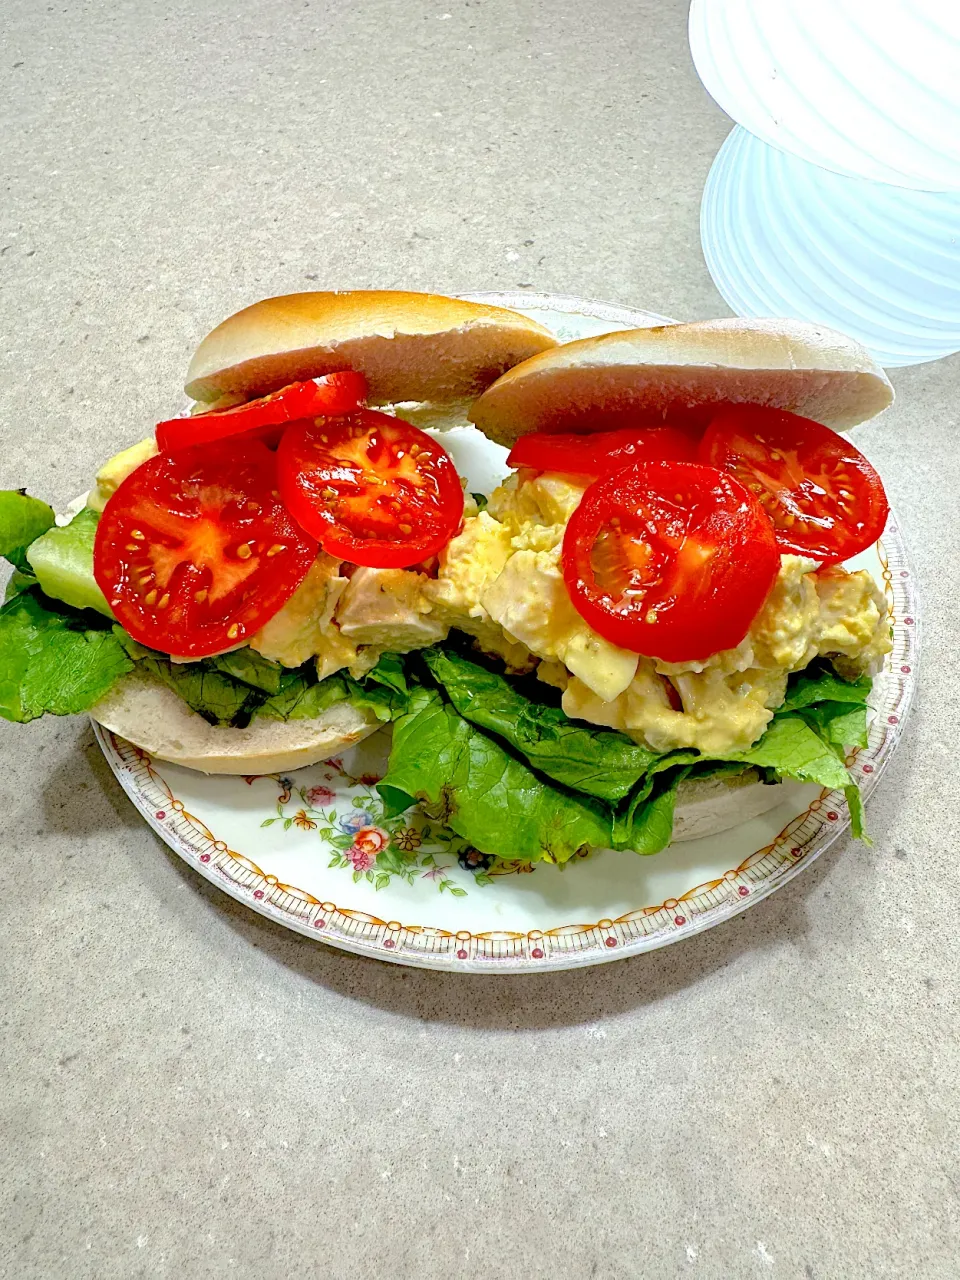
208, 647, 297, 696
725, 713, 867, 839
726, 714, 852, 790
782, 661, 872, 711
0, 491, 55, 573
114, 628, 404, 729
0, 589, 133, 722
112, 627, 263, 727
845, 783, 867, 842
422, 647, 657, 802
25, 507, 112, 616
113, 628, 160, 662
378, 686, 613, 863
362, 652, 411, 700
798, 701, 869, 751
378, 645, 872, 860
615, 770, 691, 855
344, 653, 411, 722
137, 656, 261, 727
256, 673, 350, 722
5, 569, 37, 600
257, 655, 408, 726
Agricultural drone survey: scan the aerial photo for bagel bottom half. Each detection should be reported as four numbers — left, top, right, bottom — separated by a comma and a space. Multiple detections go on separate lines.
670, 771, 805, 843
90, 669, 380, 775
91, 671, 803, 846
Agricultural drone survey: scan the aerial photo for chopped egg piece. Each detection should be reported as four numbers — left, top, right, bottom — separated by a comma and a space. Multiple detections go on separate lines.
482, 547, 639, 702
424, 513, 533, 670
250, 553, 355, 676
87, 437, 159, 512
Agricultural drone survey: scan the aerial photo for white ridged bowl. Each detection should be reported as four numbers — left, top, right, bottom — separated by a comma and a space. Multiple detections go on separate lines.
701, 125, 960, 368
689, 0, 960, 191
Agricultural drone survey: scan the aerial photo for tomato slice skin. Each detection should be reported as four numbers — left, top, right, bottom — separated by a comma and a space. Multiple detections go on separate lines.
276, 409, 464, 569
561, 461, 780, 662
507, 425, 696, 477
94, 439, 318, 658
156, 372, 368, 453
698, 406, 889, 565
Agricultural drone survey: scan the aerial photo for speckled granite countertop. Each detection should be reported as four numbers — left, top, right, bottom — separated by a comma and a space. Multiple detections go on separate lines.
2, 1, 958, 1275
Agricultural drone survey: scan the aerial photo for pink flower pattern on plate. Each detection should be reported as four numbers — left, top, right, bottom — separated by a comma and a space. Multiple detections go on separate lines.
306, 785, 335, 807
420, 864, 449, 882
346, 847, 377, 872
346, 827, 388, 872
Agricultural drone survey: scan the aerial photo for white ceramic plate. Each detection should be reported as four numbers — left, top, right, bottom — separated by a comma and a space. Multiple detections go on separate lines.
94, 293, 918, 972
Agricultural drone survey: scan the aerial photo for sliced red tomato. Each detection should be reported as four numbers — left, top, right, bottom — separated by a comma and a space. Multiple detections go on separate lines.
507, 425, 696, 477
561, 461, 780, 662
276, 409, 464, 568
94, 439, 318, 658
698, 406, 889, 564
156, 372, 368, 453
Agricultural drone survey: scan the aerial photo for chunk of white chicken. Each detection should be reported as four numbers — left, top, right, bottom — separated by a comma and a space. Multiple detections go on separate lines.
334, 567, 448, 652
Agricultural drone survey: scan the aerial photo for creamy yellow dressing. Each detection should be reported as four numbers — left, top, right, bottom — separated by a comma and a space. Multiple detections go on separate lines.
249, 553, 355, 675
421, 474, 891, 754
89, 440, 892, 753
231, 470, 893, 752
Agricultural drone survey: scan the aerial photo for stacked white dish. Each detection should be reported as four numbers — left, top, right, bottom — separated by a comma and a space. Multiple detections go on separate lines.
689, 0, 960, 367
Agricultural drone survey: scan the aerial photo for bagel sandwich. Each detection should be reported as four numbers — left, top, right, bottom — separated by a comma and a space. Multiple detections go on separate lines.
0, 296, 894, 862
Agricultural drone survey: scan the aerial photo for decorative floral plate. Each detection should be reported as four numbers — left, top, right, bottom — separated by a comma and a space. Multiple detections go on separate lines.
93, 293, 919, 972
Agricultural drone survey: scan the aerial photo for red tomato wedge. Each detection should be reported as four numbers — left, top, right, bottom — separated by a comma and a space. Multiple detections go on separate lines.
156, 372, 368, 453
276, 409, 464, 568
561, 461, 780, 662
698, 406, 889, 564
507, 425, 696, 477
94, 439, 318, 658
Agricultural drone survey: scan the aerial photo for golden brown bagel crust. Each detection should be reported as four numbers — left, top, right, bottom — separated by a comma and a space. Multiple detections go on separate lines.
184, 290, 558, 407
469, 317, 894, 445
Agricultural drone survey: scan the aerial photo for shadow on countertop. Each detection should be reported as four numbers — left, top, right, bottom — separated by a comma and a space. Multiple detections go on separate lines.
144, 819, 858, 1033
47, 716, 915, 1033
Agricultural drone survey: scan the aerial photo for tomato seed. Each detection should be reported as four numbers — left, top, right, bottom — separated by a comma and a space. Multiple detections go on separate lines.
157, 593, 170, 609
227, 624, 240, 639
130, 529, 145, 540
145, 589, 158, 605
194, 588, 208, 603
266, 544, 285, 557
236, 544, 253, 560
